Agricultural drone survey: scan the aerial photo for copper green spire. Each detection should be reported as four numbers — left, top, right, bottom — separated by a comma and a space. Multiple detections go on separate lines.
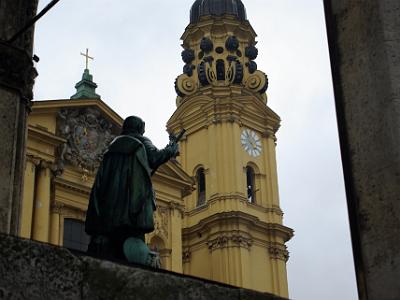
71, 48, 101, 100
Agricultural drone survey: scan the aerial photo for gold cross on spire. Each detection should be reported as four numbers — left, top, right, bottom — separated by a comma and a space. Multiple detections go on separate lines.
80, 48, 94, 70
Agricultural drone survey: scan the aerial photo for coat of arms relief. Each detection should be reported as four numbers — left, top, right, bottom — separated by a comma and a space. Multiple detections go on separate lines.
57, 107, 118, 173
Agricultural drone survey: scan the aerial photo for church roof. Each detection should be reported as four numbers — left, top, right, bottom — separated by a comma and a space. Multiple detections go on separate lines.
190, 0, 247, 24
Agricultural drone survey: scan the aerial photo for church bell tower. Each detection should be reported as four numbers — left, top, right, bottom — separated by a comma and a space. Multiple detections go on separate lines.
167, 1, 293, 297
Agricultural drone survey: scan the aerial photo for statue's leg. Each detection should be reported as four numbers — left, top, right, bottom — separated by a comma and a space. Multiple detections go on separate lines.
87, 235, 112, 259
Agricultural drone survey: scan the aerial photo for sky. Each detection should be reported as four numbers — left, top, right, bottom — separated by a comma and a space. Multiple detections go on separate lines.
34, 1, 358, 299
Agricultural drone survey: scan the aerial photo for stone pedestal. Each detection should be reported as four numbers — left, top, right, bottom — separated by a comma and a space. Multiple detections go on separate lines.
324, 1, 400, 299
0, 0, 38, 235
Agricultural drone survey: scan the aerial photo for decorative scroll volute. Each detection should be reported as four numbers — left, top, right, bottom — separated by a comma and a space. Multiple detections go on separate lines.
245, 70, 269, 94
175, 74, 197, 97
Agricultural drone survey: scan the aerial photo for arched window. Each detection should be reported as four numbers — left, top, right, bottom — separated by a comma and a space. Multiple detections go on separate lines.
246, 166, 256, 203
216, 59, 225, 81
63, 218, 90, 252
196, 168, 206, 206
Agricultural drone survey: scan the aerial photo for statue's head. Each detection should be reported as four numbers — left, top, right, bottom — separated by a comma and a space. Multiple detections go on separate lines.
122, 116, 145, 135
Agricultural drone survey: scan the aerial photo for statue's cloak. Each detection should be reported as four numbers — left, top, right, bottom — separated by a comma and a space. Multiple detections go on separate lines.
85, 135, 156, 236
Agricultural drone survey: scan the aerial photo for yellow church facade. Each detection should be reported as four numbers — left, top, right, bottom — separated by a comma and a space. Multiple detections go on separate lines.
19, 0, 293, 297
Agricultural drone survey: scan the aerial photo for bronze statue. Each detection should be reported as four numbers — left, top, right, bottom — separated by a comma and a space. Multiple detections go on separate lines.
85, 116, 180, 266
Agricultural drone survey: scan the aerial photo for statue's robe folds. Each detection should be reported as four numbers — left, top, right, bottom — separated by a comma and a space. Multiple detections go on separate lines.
85, 134, 172, 238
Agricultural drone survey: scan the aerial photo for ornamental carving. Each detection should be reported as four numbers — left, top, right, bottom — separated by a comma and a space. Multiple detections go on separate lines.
268, 242, 290, 262
50, 201, 65, 214
245, 45, 258, 60
27, 158, 63, 177
175, 74, 197, 97
247, 61, 257, 74
181, 49, 195, 64
231, 234, 253, 249
167, 202, 185, 215
153, 206, 169, 239
207, 233, 252, 251
26, 154, 41, 167
57, 107, 117, 172
225, 36, 239, 52
182, 248, 191, 263
183, 64, 195, 77
207, 236, 228, 250
200, 37, 213, 53
245, 70, 269, 94
174, 33, 268, 98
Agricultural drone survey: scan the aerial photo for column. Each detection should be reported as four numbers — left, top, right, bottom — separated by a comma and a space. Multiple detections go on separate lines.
0, 1, 38, 235
19, 156, 38, 238
324, 1, 400, 299
49, 202, 63, 246
32, 162, 51, 243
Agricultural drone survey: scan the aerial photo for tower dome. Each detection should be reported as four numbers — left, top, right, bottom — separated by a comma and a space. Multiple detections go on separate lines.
190, 0, 247, 24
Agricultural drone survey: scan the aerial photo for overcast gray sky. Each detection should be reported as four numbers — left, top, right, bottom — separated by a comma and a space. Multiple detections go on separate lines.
34, 1, 358, 299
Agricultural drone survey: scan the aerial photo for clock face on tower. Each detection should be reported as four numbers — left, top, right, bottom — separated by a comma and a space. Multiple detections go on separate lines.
241, 129, 262, 157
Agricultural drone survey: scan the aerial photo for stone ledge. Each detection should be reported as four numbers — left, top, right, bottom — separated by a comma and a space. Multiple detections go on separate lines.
0, 234, 288, 300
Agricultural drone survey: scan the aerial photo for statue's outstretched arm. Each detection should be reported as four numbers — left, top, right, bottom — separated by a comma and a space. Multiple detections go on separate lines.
140, 136, 177, 171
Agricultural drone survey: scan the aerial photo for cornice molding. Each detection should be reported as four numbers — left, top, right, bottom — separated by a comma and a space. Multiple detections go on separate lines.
182, 16, 257, 43
183, 211, 293, 243
51, 200, 86, 221
31, 99, 123, 127
185, 194, 284, 218
153, 171, 194, 196
168, 94, 280, 138
53, 177, 91, 196
28, 125, 66, 147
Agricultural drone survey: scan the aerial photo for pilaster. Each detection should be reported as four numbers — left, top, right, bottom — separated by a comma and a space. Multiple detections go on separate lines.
169, 204, 183, 273
19, 155, 40, 238
32, 161, 52, 243
263, 129, 280, 208
49, 202, 63, 245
